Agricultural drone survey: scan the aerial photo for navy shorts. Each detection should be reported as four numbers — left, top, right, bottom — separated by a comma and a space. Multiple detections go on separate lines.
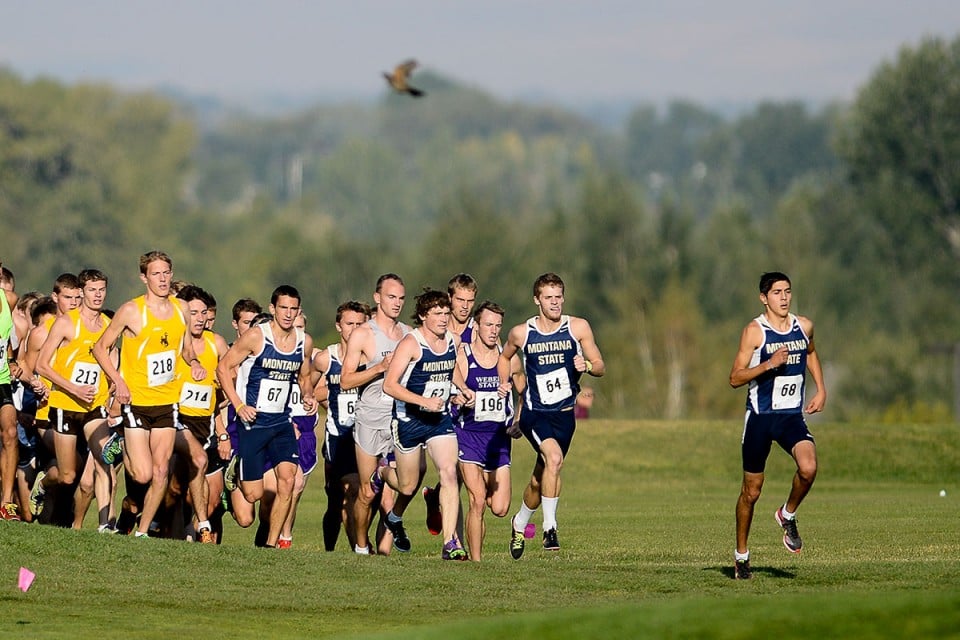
392, 413, 455, 454
741, 410, 815, 474
16, 421, 36, 469
456, 425, 511, 472
20, 384, 39, 416
237, 422, 299, 483
519, 408, 576, 457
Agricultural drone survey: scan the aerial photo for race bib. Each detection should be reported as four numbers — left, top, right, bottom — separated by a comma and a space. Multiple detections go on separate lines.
421, 379, 450, 412
772, 374, 803, 410
71, 361, 101, 388
337, 393, 357, 426
179, 382, 213, 410
288, 384, 307, 417
535, 368, 572, 405
474, 390, 506, 423
147, 350, 176, 387
256, 379, 290, 413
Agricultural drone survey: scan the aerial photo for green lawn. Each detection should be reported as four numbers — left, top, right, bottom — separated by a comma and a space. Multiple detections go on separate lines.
1, 420, 958, 639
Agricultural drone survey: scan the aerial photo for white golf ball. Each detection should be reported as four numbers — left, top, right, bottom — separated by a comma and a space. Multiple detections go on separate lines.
940, 489, 947, 497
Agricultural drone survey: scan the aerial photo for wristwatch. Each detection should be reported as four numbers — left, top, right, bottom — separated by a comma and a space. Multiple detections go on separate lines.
217, 433, 230, 442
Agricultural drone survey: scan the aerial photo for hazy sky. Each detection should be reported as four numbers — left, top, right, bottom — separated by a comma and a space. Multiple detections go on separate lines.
3, 1, 959, 106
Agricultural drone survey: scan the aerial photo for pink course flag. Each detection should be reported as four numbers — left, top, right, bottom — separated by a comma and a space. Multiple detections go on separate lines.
18, 567, 35, 592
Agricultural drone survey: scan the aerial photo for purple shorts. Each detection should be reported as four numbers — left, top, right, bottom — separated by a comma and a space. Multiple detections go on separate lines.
455, 425, 511, 472
293, 415, 318, 475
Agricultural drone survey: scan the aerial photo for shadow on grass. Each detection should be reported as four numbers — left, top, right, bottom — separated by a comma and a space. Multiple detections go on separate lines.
705, 565, 797, 580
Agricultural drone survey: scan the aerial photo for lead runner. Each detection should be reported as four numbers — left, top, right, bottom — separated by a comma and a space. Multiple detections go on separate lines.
499, 272, 604, 559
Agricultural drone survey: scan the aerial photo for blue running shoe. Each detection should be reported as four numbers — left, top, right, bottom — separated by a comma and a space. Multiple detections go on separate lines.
101, 432, 124, 465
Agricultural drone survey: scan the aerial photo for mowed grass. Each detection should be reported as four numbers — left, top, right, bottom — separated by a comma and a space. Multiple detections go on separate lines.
1, 419, 958, 639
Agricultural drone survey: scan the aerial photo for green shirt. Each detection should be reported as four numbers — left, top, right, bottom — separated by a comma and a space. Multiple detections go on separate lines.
0, 292, 13, 385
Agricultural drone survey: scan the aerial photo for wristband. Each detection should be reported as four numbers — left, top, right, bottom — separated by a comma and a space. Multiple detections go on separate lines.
235, 403, 246, 412
585, 360, 593, 373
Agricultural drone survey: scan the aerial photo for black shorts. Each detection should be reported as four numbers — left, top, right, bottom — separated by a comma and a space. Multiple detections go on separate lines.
30, 420, 57, 472
178, 414, 214, 444
123, 404, 177, 431
741, 410, 815, 474
322, 429, 359, 480
52, 406, 106, 437
519, 407, 576, 457
0, 383, 14, 408
204, 437, 230, 476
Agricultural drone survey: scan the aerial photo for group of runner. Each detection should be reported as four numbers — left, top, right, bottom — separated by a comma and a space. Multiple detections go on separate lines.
0, 252, 607, 561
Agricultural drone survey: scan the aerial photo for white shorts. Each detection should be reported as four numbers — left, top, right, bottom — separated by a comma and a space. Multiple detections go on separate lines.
353, 422, 394, 458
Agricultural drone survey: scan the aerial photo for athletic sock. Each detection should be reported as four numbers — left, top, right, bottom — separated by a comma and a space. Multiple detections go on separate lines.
735, 550, 750, 562
354, 544, 370, 555
781, 504, 796, 520
542, 496, 559, 531
197, 519, 211, 531
386, 510, 402, 524
513, 501, 537, 532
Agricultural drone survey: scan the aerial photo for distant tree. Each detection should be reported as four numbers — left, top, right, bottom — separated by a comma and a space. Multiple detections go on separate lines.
731, 101, 838, 204
624, 100, 723, 186
838, 35, 960, 257
0, 71, 194, 298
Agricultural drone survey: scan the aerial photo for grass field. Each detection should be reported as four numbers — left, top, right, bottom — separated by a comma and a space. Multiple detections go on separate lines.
1, 419, 958, 639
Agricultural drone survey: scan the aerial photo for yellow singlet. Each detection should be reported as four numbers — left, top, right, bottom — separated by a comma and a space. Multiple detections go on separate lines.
120, 296, 186, 406
177, 331, 219, 417
48, 308, 111, 412
34, 316, 55, 421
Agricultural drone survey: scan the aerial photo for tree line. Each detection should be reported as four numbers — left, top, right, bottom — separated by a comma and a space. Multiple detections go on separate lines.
2, 35, 959, 421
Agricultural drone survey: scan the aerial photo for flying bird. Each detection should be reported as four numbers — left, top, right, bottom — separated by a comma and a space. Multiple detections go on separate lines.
383, 59, 425, 97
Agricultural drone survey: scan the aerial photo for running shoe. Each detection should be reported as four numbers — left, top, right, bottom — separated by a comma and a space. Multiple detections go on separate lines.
97, 523, 119, 534
774, 506, 803, 553
384, 515, 411, 552
115, 497, 139, 535
101, 431, 124, 465
442, 536, 467, 560
224, 455, 239, 492
0, 502, 21, 521
543, 527, 560, 551
509, 517, 525, 560
277, 537, 292, 549
198, 527, 215, 544
29, 470, 47, 516
734, 558, 753, 580
422, 484, 442, 535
